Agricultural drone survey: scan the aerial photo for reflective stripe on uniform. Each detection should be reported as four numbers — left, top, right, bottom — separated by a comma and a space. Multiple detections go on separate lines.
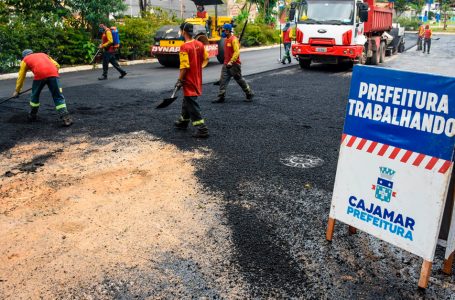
29, 101, 40, 107
192, 119, 204, 126
55, 103, 67, 110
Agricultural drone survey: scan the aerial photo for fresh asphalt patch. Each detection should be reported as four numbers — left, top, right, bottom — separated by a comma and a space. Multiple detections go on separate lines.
1, 62, 453, 297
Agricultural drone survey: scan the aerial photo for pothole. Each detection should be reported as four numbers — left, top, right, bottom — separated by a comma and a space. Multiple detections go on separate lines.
280, 154, 324, 169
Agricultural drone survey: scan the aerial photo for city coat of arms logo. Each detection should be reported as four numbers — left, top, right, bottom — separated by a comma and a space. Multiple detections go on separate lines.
372, 167, 397, 202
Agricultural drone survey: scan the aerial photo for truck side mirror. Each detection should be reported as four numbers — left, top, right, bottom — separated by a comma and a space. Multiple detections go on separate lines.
357, 2, 369, 22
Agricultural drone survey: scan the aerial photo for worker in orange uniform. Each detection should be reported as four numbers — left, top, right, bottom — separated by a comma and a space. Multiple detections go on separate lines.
281, 22, 293, 64
173, 22, 209, 138
213, 23, 254, 103
417, 23, 425, 51
13, 49, 73, 126
98, 24, 127, 80
196, 5, 211, 38
423, 25, 432, 54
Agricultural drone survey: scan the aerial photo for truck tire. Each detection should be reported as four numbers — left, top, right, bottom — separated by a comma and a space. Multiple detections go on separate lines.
216, 38, 225, 64
299, 58, 311, 69
370, 48, 380, 65
379, 41, 386, 63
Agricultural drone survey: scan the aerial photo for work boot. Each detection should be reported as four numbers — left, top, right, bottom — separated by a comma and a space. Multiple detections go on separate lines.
174, 119, 189, 130
61, 114, 73, 127
27, 113, 38, 122
245, 91, 254, 102
212, 96, 225, 104
98, 75, 107, 80
119, 72, 127, 79
192, 124, 209, 138
281, 60, 286, 65
213, 80, 220, 86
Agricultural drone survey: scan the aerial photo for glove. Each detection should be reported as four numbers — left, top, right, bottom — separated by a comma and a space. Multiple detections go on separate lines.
12, 91, 19, 98
226, 62, 233, 69
175, 79, 184, 89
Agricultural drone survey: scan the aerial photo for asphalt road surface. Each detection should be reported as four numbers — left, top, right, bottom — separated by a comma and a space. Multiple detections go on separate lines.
1, 45, 454, 298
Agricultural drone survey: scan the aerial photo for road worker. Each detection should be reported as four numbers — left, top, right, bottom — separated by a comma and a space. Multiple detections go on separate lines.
281, 22, 293, 64
423, 25, 432, 54
13, 49, 73, 126
213, 23, 254, 103
196, 5, 211, 38
98, 24, 127, 80
417, 23, 425, 51
173, 22, 209, 138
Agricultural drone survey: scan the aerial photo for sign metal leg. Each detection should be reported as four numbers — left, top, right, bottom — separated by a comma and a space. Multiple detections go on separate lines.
326, 217, 335, 241
418, 260, 432, 289
442, 251, 454, 275
348, 226, 357, 235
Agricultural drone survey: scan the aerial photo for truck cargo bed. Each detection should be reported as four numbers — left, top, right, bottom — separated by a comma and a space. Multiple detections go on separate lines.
364, 0, 393, 33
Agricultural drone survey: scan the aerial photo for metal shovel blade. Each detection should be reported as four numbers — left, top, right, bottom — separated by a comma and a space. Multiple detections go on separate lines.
156, 86, 179, 109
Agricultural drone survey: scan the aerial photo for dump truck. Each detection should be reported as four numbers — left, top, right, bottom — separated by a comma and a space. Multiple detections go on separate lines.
151, 0, 232, 67
289, 0, 405, 68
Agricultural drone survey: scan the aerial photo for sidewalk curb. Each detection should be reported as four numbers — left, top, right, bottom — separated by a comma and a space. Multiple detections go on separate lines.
0, 45, 281, 81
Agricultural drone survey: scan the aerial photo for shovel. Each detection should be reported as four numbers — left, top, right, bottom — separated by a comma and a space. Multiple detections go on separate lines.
156, 86, 180, 109
0, 88, 32, 105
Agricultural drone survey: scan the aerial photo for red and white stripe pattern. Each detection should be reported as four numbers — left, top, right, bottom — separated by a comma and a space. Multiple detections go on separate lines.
341, 134, 452, 174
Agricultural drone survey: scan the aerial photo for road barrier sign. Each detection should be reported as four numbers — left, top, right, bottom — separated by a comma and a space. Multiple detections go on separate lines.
327, 65, 455, 288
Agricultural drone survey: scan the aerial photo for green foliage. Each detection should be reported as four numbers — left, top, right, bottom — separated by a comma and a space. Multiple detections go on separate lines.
238, 20, 280, 47
118, 10, 178, 60
395, 17, 421, 30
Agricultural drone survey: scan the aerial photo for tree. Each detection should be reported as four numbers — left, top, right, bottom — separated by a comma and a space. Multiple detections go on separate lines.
139, 0, 148, 15
394, 0, 410, 17
440, 0, 453, 30
68, 0, 127, 37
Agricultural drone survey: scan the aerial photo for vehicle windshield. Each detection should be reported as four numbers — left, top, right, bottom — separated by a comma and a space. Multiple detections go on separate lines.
298, 0, 354, 25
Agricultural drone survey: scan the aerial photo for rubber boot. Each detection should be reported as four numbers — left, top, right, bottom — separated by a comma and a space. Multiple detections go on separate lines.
27, 107, 38, 122
119, 72, 127, 79
212, 96, 225, 103
192, 124, 209, 138
61, 114, 73, 127
245, 90, 254, 102
174, 119, 189, 130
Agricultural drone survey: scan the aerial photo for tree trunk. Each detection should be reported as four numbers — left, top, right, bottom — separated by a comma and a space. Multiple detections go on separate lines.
139, 0, 148, 13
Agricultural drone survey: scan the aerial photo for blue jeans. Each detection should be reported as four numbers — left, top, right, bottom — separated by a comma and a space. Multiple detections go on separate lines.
30, 77, 68, 115
282, 42, 291, 63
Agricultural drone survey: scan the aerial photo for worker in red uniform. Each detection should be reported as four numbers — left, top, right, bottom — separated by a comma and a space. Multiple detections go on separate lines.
196, 5, 211, 38
13, 49, 73, 126
417, 23, 425, 51
98, 24, 127, 80
423, 25, 432, 54
213, 23, 254, 103
173, 22, 209, 138
281, 22, 293, 64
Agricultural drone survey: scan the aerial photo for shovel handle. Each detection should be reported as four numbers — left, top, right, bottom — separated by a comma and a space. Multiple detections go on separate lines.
171, 86, 180, 98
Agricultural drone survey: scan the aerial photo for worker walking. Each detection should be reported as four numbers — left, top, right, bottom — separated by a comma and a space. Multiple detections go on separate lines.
417, 23, 424, 51
423, 25, 432, 54
281, 22, 293, 64
213, 23, 254, 103
98, 24, 127, 80
13, 49, 73, 126
173, 22, 209, 138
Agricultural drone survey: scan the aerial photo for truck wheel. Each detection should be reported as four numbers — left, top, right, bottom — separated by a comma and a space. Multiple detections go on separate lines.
398, 40, 405, 53
379, 41, 386, 63
299, 58, 311, 69
358, 47, 367, 65
216, 38, 225, 64
370, 48, 380, 65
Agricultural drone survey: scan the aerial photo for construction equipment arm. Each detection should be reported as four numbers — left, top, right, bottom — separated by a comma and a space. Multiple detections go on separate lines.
15, 61, 29, 93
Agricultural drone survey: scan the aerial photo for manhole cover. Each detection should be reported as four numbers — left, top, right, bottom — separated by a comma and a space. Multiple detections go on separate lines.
280, 154, 324, 169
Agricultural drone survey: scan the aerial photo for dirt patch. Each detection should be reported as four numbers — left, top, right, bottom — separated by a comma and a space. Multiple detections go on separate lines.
0, 132, 245, 298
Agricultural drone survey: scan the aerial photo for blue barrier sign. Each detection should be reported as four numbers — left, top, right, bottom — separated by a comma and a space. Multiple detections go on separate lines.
330, 66, 455, 261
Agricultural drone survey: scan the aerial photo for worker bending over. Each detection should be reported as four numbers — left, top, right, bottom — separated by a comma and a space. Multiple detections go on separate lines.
213, 23, 254, 103
13, 49, 73, 126
174, 22, 209, 138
